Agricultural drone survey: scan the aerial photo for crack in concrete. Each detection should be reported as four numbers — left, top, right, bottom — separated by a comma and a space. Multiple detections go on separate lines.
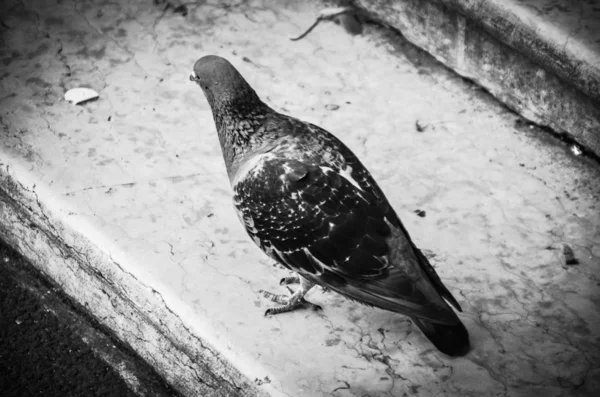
61, 172, 211, 196
561, 1, 584, 54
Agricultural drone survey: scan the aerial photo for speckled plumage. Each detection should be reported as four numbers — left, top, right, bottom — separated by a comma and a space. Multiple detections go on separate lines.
190, 55, 470, 356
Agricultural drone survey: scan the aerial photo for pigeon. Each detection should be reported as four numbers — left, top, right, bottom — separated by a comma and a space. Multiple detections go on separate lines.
190, 55, 470, 356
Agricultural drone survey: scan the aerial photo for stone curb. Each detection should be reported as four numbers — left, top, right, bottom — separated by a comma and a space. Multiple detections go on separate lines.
0, 163, 265, 397
354, 0, 600, 157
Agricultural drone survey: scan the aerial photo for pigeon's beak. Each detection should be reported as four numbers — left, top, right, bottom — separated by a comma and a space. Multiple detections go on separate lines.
189, 72, 199, 83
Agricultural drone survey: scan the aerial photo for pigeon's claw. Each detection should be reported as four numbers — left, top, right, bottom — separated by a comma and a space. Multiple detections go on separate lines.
259, 289, 289, 305
280, 276, 301, 285
260, 276, 320, 316
264, 298, 322, 316
302, 299, 323, 312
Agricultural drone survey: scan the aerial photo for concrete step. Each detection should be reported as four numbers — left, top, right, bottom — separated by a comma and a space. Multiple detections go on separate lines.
1, 1, 599, 396
354, 0, 600, 157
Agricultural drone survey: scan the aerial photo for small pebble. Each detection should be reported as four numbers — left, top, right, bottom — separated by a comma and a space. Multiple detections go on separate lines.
563, 244, 578, 265
414, 209, 426, 217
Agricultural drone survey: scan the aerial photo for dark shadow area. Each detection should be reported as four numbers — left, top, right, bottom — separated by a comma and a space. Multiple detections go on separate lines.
0, 239, 178, 397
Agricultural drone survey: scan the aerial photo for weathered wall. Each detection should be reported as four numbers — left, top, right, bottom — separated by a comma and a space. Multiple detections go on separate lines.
355, 0, 600, 156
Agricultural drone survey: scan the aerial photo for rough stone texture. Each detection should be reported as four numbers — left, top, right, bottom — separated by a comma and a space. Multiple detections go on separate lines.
354, 0, 600, 156
0, 166, 262, 397
446, 0, 600, 103
1, 0, 600, 396
0, 238, 177, 397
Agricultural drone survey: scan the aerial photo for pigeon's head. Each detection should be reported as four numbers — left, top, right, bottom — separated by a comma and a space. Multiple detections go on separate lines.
190, 55, 260, 110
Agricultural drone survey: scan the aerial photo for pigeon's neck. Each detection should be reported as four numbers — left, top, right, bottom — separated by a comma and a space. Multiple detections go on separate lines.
214, 97, 272, 179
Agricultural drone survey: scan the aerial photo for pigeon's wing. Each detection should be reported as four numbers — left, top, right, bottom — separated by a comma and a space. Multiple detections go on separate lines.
234, 154, 390, 277
233, 154, 459, 324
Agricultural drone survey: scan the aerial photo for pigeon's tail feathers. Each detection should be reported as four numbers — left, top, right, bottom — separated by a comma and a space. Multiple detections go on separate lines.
410, 315, 470, 356
414, 247, 462, 312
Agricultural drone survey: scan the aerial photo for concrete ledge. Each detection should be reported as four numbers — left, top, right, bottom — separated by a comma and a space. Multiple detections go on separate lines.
0, 163, 261, 397
354, 0, 600, 156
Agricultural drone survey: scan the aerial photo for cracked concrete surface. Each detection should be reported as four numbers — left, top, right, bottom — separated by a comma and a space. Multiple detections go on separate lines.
1, 0, 600, 396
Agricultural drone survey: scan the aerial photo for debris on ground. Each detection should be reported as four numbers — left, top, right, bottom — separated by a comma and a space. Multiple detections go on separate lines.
64, 87, 99, 105
290, 7, 363, 41
563, 244, 579, 265
153, 0, 188, 16
414, 209, 426, 217
254, 376, 271, 386
421, 249, 436, 259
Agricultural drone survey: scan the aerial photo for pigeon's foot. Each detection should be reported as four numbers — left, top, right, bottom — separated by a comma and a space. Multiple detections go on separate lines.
259, 277, 320, 315
279, 276, 329, 293
260, 287, 322, 315
270, 261, 287, 270
279, 276, 300, 285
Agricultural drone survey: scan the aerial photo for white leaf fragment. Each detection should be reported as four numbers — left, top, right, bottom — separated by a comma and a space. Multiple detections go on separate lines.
64, 87, 99, 105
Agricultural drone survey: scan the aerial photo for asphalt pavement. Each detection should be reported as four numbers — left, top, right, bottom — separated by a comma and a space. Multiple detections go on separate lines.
0, 239, 179, 397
